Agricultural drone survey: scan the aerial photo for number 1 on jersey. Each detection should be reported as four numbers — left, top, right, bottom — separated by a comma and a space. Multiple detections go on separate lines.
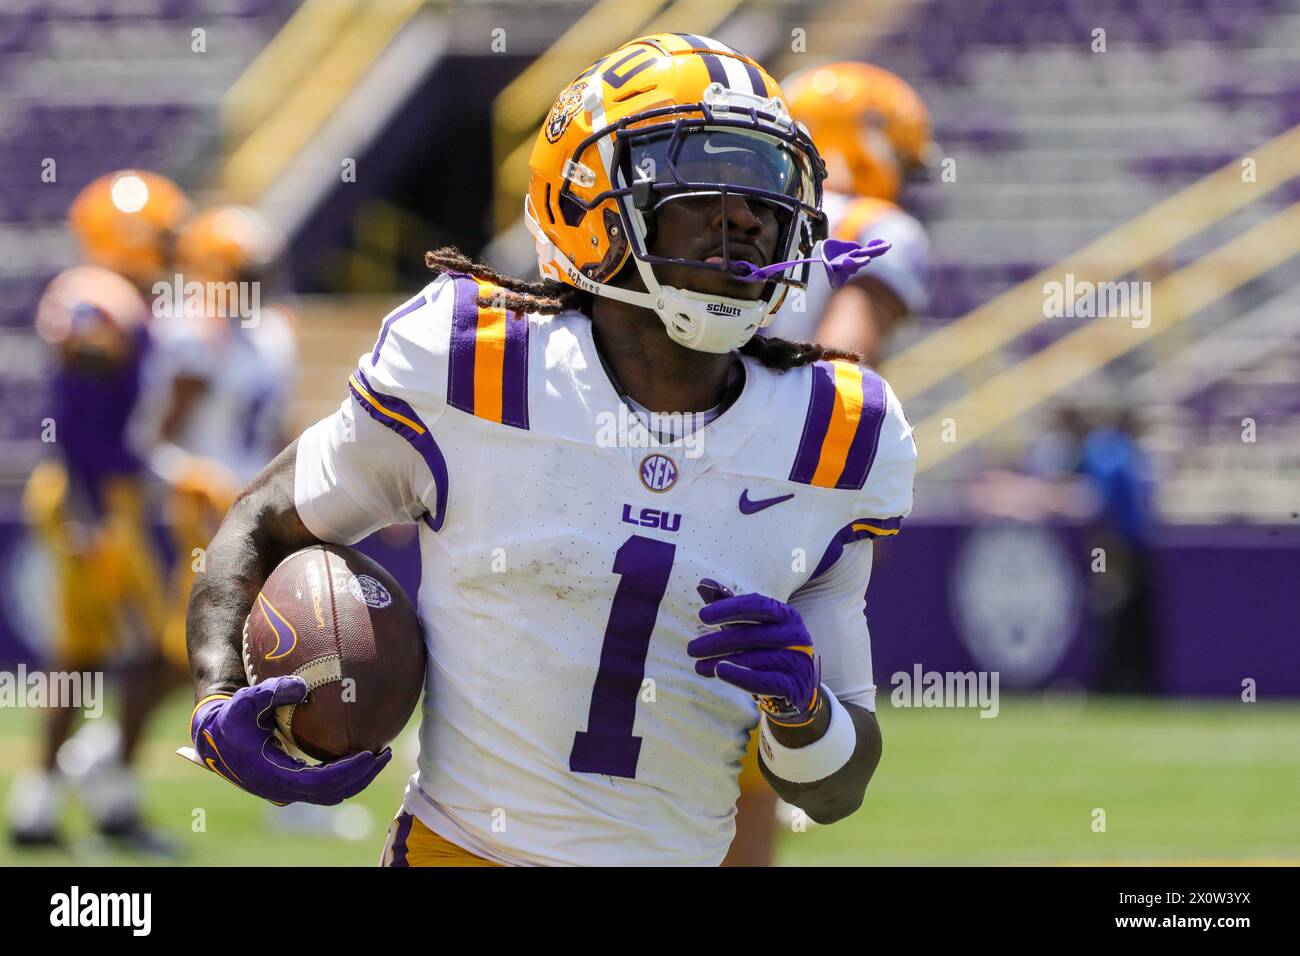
569, 535, 676, 778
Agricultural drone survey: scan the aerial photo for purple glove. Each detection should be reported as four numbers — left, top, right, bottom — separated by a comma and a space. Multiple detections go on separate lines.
691, 579, 823, 726
188, 677, 392, 806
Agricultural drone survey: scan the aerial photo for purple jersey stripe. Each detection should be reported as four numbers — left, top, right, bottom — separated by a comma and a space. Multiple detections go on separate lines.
350, 369, 450, 532
789, 361, 837, 483
447, 274, 480, 415
370, 293, 427, 365
807, 516, 906, 581
389, 812, 413, 867
835, 369, 888, 490
500, 310, 530, 429
809, 521, 861, 580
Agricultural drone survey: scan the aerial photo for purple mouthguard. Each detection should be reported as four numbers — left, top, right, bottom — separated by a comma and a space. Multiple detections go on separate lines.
730, 238, 891, 290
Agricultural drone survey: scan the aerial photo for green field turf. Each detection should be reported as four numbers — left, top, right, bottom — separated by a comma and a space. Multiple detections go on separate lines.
0, 694, 1296, 866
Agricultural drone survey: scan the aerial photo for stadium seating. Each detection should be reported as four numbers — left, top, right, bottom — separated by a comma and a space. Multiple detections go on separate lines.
872, 0, 1300, 520
0, 0, 296, 498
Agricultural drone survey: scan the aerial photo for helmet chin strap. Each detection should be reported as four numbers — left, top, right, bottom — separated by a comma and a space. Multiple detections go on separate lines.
625, 250, 777, 354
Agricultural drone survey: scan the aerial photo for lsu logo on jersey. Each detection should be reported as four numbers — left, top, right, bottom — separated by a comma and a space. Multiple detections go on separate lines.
639, 453, 678, 492
621, 504, 682, 532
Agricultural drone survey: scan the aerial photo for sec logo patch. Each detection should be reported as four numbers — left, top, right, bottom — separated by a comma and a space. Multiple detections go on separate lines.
639, 453, 678, 492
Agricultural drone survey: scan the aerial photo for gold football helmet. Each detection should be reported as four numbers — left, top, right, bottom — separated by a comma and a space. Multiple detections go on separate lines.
68, 169, 191, 287
526, 33, 828, 353
784, 62, 933, 203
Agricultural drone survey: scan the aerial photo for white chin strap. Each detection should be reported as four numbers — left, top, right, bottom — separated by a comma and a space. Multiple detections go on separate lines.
625, 250, 779, 353
525, 198, 783, 354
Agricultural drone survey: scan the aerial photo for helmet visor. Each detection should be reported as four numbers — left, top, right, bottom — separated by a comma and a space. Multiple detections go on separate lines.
621, 127, 816, 210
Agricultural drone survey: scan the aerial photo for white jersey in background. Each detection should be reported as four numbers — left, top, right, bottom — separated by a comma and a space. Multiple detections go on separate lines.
769, 190, 931, 343
143, 306, 297, 483
293, 272, 917, 866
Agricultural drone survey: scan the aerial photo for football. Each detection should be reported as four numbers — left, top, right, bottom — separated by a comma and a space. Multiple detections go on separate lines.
241, 543, 425, 763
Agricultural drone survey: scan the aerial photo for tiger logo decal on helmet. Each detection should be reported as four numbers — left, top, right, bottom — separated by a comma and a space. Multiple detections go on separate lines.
526, 33, 830, 353
545, 81, 588, 144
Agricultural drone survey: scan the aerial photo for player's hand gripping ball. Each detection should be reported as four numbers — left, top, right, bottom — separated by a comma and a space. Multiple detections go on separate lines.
189, 679, 391, 806
691, 579, 823, 725
242, 544, 426, 762
186, 544, 425, 805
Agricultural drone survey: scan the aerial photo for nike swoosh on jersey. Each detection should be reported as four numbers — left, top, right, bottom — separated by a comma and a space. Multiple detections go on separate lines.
738, 490, 795, 514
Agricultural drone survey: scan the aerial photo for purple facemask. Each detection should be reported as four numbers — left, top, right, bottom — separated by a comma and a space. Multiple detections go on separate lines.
728, 237, 891, 290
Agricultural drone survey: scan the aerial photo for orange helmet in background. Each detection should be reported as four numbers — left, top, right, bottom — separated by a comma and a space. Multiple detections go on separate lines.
176, 204, 283, 286
784, 62, 933, 203
526, 33, 827, 353
68, 170, 192, 287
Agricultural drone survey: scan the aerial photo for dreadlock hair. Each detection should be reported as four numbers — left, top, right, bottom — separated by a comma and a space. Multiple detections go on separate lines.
423, 246, 861, 371
425, 247, 588, 315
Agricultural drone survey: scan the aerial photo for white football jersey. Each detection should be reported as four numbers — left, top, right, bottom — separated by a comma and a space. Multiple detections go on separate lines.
142, 305, 297, 483
769, 190, 931, 343
294, 272, 917, 866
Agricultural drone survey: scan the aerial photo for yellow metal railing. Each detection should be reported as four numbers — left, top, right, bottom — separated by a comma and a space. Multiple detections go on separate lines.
492, 0, 665, 231
222, 0, 364, 149
221, 0, 425, 202
911, 200, 1300, 474
491, 0, 762, 231
882, 123, 1300, 406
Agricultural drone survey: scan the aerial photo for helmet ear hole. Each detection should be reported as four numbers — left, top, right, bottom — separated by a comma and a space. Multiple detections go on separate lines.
559, 192, 586, 227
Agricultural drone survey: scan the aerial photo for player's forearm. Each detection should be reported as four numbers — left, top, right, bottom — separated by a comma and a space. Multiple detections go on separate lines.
185, 441, 320, 701
759, 700, 882, 824
815, 279, 906, 368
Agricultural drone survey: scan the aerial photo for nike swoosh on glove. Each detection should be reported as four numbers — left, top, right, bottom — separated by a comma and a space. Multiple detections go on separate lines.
185, 677, 391, 806
691, 579, 823, 726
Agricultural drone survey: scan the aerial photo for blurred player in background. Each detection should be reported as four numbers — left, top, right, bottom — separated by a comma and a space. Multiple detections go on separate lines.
769, 62, 933, 365
730, 62, 934, 866
139, 204, 297, 671
6, 171, 190, 852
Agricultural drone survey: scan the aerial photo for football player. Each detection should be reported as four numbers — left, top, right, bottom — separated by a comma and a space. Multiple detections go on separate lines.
769, 61, 933, 367
183, 33, 916, 866
139, 203, 297, 671
7, 170, 190, 852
